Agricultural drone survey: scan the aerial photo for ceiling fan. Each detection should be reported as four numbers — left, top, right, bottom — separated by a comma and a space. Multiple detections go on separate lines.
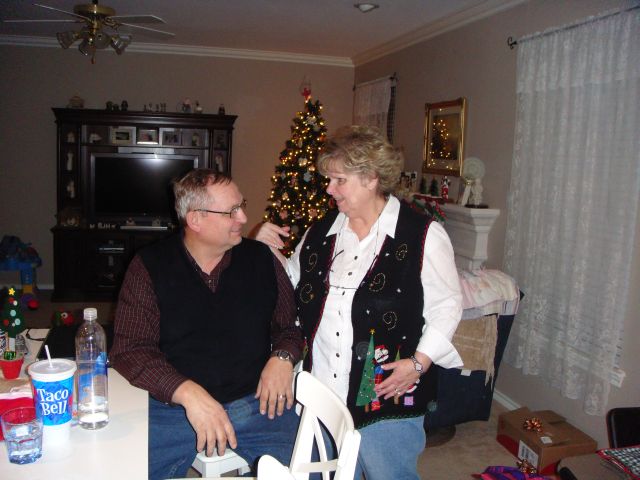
3, 1, 175, 62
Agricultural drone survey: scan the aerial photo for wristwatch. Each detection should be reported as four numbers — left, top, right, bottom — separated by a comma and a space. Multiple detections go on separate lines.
271, 349, 295, 366
410, 355, 424, 375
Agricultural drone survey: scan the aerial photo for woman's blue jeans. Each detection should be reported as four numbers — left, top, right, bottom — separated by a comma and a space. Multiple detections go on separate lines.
354, 416, 426, 480
148, 393, 299, 480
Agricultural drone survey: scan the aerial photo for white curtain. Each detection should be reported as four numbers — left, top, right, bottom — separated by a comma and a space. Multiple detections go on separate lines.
353, 76, 393, 131
503, 7, 640, 415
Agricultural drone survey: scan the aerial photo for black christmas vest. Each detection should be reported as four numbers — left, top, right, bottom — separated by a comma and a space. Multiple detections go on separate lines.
139, 233, 277, 403
296, 202, 438, 428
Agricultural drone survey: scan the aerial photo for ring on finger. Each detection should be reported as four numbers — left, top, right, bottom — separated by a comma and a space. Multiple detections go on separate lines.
278, 394, 285, 400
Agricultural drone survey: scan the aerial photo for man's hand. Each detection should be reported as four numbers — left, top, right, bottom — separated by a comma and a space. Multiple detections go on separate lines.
171, 380, 237, 457
255, 356, 294, 419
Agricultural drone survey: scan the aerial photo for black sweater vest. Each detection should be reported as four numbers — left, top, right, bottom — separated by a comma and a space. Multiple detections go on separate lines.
140, 233, 277, 403
296, 202, 438, 428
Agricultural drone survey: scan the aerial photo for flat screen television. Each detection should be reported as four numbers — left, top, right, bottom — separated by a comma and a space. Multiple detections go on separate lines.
90, 153, 198, 225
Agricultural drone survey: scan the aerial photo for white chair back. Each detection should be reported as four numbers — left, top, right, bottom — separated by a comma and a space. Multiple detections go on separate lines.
257, 454, 296, 479
289, 371, 361, 480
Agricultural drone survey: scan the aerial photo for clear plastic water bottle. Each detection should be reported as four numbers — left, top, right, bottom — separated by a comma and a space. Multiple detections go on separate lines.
75, 307, 109, 429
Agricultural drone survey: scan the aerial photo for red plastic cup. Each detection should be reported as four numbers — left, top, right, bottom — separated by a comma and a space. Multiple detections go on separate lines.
0, 357, 24, 379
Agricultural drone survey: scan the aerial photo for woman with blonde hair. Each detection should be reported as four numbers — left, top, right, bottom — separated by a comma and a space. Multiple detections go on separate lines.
256, 125, 462, 479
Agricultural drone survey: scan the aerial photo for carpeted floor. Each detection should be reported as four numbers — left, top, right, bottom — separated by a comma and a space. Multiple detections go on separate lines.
24, 290, 526, 479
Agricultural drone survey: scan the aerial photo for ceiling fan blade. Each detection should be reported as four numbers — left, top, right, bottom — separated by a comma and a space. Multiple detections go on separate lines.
34, 3, 90, 22
2, 19, 79, 23
118, 22, 175, 39
110, 15, 165, 25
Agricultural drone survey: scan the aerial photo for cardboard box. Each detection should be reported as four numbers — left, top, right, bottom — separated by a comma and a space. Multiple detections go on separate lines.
496, 407, 597, 475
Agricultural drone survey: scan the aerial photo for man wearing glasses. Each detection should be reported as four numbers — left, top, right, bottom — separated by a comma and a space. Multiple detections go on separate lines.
111, 169, 303, 480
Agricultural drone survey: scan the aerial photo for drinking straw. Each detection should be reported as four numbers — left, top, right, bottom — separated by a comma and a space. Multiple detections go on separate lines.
45, 345, 53, 367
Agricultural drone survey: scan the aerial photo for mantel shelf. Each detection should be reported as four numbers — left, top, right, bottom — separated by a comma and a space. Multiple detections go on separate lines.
441, 203, 500, 271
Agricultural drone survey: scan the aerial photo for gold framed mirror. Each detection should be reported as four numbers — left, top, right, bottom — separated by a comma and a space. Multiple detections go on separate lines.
423, 97, 467, 177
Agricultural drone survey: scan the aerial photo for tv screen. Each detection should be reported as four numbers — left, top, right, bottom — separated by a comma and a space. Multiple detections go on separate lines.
90, 153, 197, 224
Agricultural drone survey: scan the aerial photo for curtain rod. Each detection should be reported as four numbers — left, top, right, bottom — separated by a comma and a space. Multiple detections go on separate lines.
507, 3, 639, 49
353, 73, 397, 91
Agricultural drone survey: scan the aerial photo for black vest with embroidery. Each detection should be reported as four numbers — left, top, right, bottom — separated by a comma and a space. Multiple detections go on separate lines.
139, 233, 277, 403
296, 202, 438, 428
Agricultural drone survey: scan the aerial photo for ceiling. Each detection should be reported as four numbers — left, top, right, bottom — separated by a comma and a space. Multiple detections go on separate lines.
0, 0, 522, 64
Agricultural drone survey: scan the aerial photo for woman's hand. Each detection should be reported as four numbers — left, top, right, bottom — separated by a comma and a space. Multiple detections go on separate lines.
253, 222, 290, 250
376, 352, 432, 400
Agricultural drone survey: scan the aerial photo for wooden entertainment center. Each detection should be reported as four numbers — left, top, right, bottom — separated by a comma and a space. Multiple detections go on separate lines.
51, 108, 237, 300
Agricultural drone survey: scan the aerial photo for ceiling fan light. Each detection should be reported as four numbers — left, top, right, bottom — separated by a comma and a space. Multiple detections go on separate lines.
93, 31, 112, 49
111, 35, 131, 55
57, 31, 79, 49
354, 3, 379, 13
78, 38, 96, 57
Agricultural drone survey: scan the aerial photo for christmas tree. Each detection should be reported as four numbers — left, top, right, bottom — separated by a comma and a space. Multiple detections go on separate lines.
356, 330, 377, 410
1, 287, 27, 355
264, 87, 332, 256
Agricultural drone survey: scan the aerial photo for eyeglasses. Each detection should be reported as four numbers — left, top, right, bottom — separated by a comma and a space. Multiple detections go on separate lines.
323, 248, 379, 292
194, 199, 247, 220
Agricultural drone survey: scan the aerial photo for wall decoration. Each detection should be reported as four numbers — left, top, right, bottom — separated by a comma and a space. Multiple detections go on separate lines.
423, 97, 467, 177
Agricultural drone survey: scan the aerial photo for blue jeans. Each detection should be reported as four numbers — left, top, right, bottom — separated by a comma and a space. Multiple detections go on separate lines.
354, 416, 426, 480
148, 393, 299, 480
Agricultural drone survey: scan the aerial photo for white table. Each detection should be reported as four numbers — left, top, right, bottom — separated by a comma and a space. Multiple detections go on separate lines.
1, 330, 148, 479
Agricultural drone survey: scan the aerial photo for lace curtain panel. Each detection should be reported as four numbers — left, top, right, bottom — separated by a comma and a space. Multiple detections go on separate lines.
353, 77, 393, 132
503, 7, 640, 415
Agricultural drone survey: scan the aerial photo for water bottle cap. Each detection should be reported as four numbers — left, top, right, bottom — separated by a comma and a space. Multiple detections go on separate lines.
83, 307, 98, 320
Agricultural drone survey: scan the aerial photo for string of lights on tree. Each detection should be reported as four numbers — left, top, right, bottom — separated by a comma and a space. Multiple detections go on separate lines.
264, 85, 333, 256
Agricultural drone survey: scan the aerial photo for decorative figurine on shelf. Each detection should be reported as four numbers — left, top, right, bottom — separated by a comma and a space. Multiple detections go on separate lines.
66, 180, 76, 199
181, 98, 192, 113
470, 178, 484, 206
67, 95, 84, 109
194, 101, 203, 114
66, 131, 76, 143
66, 152, 74, 171
106, 101, 113, 110
191, 132, 201, 147
441, 176, 450, 201
428, 177, 439, 197
218, 103, 226, 115
121, 100, 128, 111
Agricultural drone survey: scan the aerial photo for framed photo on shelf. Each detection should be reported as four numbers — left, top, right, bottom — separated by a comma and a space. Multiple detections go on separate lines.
137, 128, 159, 145
160, 128, 182, 146
213, 130, 227, 149
213, 151, 227, 172
109, 126, 136, 146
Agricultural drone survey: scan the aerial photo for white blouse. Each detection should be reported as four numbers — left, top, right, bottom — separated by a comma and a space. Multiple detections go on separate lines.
287, 196, 463, 403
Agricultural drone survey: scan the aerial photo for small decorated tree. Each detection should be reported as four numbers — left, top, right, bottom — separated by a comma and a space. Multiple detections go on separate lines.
356, 330, 377, 412
264, 84, 332, 256
1, 287, 27, 357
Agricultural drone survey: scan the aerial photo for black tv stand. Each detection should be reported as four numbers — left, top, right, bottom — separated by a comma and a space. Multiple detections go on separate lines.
51, 108, 236, 301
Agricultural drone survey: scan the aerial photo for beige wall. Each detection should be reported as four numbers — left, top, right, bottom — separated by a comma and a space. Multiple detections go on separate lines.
0, 46, 353, 286
355, 0, 639, 447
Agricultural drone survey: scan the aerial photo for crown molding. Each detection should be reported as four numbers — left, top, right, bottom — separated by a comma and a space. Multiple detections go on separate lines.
352, 0, 527, 66
0, 34, 353, 68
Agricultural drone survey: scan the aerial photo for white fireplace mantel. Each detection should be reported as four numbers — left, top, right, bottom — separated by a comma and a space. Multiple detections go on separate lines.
440, 203, 500, 271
